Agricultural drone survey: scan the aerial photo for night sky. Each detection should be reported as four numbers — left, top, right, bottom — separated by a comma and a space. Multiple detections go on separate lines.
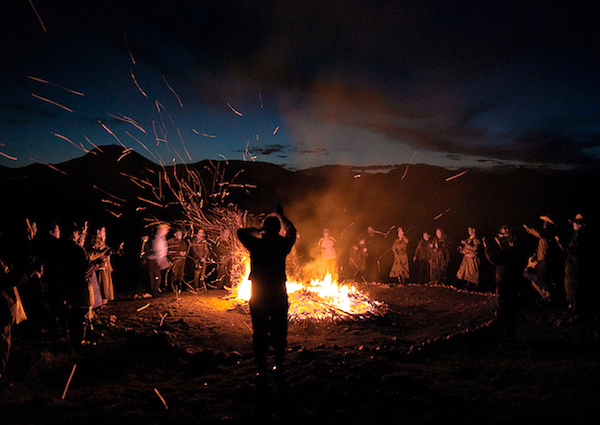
1, 0, 599, 170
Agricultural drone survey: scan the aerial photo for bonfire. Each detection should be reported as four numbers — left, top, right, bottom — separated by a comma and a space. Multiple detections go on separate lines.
226, 256, 385, 322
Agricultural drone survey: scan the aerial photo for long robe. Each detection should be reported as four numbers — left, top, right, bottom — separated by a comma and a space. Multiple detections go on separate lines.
389, 236, 409, 280
457, 235, 480, 285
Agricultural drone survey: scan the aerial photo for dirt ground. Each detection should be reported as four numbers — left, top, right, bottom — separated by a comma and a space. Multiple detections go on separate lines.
1, 283, 599, 425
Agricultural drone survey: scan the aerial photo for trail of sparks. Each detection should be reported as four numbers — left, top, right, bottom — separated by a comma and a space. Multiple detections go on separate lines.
137, 196, 164, 208
52, 133, 86, 152
28, 76, 84, 96
401, 151, 417, 180
92, 185, 127, 203
126, 131, 157, 160
162, 74, 183, 107
433, 208, 451, 221
130, 69, 148, 98
28, 0, 47, 32
154, 388, 169, 410
227, 103, 243, 116
446, 170, 467, 181
107, 113, 146, 134
258, 86, 263, 108
273, 126, 280, 135
83, 136, 103, 153
30, 158, 69, 175
31, 93, 73, 112
192, 129, 217, 138
117, 148, 133, 161
0, 151, 17, 161
124, 35, 136, 64
177, 127, 192, 161
61, 364, 77, 400
99, 121, 127, 148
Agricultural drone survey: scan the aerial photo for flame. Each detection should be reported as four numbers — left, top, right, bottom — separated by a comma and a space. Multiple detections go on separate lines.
227, 256, 382, 321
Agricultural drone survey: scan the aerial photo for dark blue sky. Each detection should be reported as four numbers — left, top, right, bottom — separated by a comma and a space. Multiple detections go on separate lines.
1, 0, 599, 170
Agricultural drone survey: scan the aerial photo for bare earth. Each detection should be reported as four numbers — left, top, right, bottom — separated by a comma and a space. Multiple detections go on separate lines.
1, 284, 599, 425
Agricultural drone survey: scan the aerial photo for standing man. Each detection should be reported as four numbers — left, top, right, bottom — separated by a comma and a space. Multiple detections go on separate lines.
167, 228, 188, 293
190, 228, 209, 290
237, 204, 296, 387
318, 228, 337, 275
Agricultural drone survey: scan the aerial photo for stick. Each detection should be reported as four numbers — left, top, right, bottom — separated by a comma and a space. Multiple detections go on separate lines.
61, 364, 77, 399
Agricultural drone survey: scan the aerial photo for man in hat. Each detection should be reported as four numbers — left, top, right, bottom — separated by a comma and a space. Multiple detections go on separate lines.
523, 216, 560, 301
237, 204, 296, 388
557, 214, 591, 314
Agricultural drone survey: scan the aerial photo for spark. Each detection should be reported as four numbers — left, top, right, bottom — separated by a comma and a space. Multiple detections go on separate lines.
99, 121, 127, 148
273, 126, 280, 135
126, 131, 157, 160
101, 199, 123, 207
29, 158, 69, 175
137, 303, 150, 312
124, 35, 136, 64
162, 74, 183, 107
27, 0, 47, 32
117, 148, 133, 161
154, 388, 169, 410
130, 68, 148, 98
107, 113, 146, 134
159, 313, 168, 327
401, 151, 417, 180
92, 185, 127, 203
106, 210, 123, 218
192, 130, 217, 138
27, 76, 84, 96
218, 154, 229, 164
446, 170, 468, 181
341, 222, 355, 236
0, 151, 17, 161
137, 196, 164, 208
354, 174, 361, 179
227, 102, 243, 116
433, 208, 451, 221
154, 100, 167, 131
177, 127, 192, 161
52, 133, 86, 152
31, 93, 73, 112
84, 136, 102, 152
61, 364, 77, 400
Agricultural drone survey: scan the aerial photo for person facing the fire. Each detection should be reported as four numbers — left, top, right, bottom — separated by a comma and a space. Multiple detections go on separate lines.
318, 228, 337, 275
236, 204, 296, 387
167, 228, 188, 293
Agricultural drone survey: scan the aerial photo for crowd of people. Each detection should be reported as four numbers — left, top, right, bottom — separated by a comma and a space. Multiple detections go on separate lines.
1, 219, 124, 377
322, 213, 596, 343
1, 210, 597, 380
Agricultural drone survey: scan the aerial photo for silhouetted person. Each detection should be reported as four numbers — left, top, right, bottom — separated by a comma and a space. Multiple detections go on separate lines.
556, 213, 591, 315
237, 204, 296, 387
413, 232, 432, 284
484, 225, 523, 344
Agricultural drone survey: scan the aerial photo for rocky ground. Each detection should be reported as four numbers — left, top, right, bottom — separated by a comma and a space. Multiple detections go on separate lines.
1, 283, 599, 424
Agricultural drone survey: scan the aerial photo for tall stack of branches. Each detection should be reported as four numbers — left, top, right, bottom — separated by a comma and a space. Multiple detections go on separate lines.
162, 160, 259, 288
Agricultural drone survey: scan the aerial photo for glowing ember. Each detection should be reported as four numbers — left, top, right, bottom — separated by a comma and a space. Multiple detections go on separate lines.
227, 257, 384, 321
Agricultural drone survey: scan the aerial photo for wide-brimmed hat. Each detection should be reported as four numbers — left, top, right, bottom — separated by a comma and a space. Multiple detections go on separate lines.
540, 215, 556, 226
